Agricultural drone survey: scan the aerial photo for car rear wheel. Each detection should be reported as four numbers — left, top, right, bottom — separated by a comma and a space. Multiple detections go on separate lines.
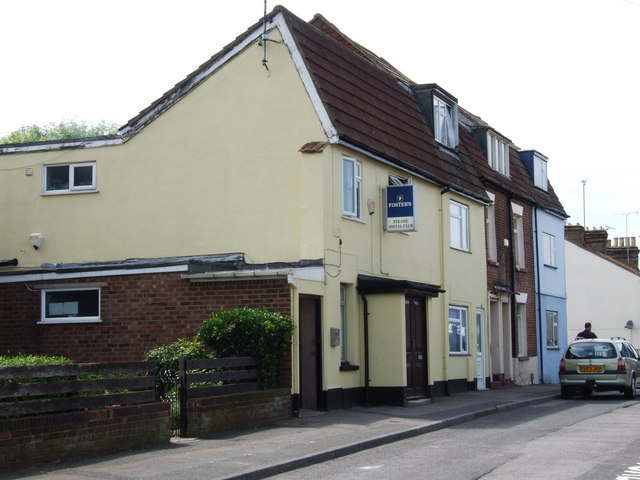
624, 375, 637, 400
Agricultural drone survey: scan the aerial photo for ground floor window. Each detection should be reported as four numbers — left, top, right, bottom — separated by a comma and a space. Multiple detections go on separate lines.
448, 305, 468, 354
516, 302, 527, 356
546, 310, 559, 348
40, 288, 101, 323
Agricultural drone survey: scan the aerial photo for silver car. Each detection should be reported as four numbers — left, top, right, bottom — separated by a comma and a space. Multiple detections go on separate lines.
559, 337, 640, 399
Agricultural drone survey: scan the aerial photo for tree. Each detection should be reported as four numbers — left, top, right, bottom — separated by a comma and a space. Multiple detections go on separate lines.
0, 119, 119, 144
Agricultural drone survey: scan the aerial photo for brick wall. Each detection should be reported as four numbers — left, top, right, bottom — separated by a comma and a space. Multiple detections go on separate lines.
486, 190, 537, 358
0, 273, 292, 363
185, 388, 291, 437
0, 402, 171, 472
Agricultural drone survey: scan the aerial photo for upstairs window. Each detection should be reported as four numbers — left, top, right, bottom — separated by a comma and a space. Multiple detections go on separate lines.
450, 200, 469, 251
44, 162, 96, 194
342, 156, 361, 219
433, 95, 459, 148
486, 192, 497, 263
487, 132, 510, 176
543, 232, 556, 267
512, 203, 525, 269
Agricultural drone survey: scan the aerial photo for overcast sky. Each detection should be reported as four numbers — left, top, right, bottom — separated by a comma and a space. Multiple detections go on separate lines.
2, 0, 639, 239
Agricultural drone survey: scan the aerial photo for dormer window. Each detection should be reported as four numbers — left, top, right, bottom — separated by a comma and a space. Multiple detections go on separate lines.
518, 150, 549, 191
487, 131, 510, 176
433, 95, 458, 148
533, 153, 548, 190
411, 83, 459, 150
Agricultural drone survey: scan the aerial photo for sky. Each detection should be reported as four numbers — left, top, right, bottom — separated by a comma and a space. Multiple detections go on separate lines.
2, 0, 639, 239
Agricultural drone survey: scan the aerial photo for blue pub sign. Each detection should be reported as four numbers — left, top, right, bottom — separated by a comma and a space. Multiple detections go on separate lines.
383, 184, 417, 232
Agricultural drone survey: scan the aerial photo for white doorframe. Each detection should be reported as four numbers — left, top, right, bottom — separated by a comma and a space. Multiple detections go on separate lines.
476, 308, 487, 390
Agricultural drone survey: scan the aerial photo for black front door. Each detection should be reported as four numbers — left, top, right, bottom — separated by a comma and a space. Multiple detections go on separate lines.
405, 296, 427, 399
299, 295, 321, 410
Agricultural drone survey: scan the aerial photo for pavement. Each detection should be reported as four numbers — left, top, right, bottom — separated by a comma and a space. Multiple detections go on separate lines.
5, 384, 560, 480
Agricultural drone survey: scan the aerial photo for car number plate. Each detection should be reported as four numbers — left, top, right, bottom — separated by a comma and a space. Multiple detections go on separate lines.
578, 365, 603, 373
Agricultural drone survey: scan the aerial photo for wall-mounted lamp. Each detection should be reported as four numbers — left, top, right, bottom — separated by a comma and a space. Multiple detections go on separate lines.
29, 233, 44, 250
625, 320, 634, 330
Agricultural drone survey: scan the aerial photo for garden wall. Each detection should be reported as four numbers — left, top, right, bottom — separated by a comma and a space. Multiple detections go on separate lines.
184, 388, 291, 437
0, 402, 171, 472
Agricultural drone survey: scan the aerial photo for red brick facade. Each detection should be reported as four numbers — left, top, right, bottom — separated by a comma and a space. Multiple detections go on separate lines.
0, 272, 292, 363
485, 189, 537, 358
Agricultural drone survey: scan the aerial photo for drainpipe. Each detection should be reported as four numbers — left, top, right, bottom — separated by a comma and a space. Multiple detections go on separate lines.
508, 197, 518, 368
360, 291, 371, 407
440, 187, 449, 394
533, 209, 544, 383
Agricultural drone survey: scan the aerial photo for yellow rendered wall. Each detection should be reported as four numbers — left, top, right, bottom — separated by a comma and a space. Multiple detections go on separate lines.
319, 146, 488, 390
0, 28, 327, 268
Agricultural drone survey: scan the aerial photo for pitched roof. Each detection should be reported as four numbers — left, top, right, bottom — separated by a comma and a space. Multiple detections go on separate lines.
282, 9, 488, 201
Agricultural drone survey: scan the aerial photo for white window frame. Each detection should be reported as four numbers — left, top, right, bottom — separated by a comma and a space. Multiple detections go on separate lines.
543, 232, 556, 267
516, 302, 527, 356
40, 287, 102, 324
448, 305, 468, 354
450, 200, 469, 252
546, 310, 559, 349
511, 203, 525, 269
433, 95, 459, 148
342, 156, 361, 219
43, 162, 97, 194
486, 192, 497, 262
534, 153, 548, 190
486, 131, 510, 176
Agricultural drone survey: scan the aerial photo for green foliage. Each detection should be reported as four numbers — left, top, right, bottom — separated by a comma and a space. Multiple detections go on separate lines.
0, 119, 119, 144
0, 353, 73, 367
145, 338, 209, 401
197, 308, 294, 388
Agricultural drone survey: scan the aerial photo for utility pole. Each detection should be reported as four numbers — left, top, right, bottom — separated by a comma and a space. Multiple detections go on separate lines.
581, 180, 587, 227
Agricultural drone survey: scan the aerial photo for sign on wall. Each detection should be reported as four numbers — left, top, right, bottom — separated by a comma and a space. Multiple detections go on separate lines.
383, 184, 417, 232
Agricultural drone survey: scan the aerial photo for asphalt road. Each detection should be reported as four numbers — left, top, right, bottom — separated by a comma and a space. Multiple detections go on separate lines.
274, 393, 640, 480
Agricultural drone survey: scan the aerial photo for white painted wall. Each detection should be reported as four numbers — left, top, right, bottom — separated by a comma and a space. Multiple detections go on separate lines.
565, 241, 640, 347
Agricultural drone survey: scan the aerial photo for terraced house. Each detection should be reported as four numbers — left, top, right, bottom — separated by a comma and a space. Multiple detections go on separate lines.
0, 6, 565, 410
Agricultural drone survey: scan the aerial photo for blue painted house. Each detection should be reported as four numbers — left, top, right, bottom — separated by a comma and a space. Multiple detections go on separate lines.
520, 150, 569, 383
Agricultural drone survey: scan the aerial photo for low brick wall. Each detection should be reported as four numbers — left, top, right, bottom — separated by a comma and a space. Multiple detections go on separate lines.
185, 388, 291, 437
0, 402, 171, 472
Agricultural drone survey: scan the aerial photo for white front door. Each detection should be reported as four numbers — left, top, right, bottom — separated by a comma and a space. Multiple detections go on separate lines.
476, 309, 486, 390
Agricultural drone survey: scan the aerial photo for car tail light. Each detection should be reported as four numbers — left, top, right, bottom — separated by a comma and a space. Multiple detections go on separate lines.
559, 358, 566, 372
617, 357, 627, 371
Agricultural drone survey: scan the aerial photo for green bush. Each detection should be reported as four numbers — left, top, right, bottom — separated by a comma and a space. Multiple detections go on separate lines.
145, 338, 209, 401
197, 307, 294, 388
0, 353, 73, 367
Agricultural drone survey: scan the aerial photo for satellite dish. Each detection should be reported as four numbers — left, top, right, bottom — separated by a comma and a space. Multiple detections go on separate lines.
625, 320, 634, 329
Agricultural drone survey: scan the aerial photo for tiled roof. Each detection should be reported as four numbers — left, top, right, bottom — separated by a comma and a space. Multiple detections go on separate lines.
459, 109, 567, 217
283, 9, 488, 201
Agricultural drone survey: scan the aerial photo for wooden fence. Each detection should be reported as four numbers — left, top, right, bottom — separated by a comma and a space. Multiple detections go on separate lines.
0, 362, 156, 418
179, 356, 260, 436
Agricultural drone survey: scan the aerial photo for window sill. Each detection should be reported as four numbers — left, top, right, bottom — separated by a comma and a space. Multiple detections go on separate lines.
42, 189, 99, 196
516, 267, 528, 273
518, 355, 530, 361
546, 346, 560, 350
340, 363, 360, 372
450, 247, 471, 254
544, 264, 558, 269
487, 260, 499, 267
38, 318, 103, 325
449, 353, 470, 357
341, 215, 365, 224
